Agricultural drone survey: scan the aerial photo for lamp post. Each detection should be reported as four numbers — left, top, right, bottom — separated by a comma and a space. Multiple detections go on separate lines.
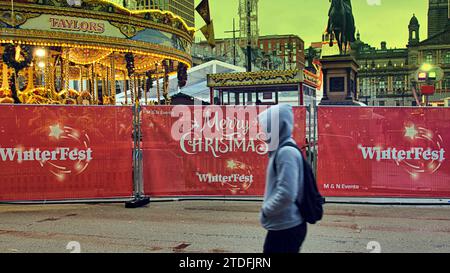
246, 0, 252, 72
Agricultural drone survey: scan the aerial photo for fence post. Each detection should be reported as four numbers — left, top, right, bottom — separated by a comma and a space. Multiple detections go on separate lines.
125, 102, 150, 208
307, 104, 312, 164
313, 101, 318, 177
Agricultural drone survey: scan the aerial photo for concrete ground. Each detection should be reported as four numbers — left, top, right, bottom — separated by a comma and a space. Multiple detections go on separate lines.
0, 201, 449, 253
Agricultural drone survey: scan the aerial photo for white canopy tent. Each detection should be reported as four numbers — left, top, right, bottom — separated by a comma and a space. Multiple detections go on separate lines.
115, 60, 246, 105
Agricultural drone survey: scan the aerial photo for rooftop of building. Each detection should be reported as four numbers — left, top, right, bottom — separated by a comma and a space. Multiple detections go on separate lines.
258, 34, 304, 42
417, 24, 450, 46
409, 14, 420, 26
351, 33, 409, 59
194, 34, 304, 45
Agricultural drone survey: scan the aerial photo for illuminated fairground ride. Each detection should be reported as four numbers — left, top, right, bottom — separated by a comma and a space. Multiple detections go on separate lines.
0, 0, 193, 105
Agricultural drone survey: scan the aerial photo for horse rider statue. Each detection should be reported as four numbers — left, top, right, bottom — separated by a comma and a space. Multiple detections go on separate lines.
326, 0, 356, 55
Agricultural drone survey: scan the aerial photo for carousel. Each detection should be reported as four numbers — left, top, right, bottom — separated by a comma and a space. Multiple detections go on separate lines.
0, 0, 193, 105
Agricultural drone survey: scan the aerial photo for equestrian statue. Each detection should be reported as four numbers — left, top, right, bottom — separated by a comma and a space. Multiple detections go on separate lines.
326, 0, 356, 55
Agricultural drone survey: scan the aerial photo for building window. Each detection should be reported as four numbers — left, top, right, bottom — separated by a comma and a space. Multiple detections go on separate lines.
445, 76, 450, 91
379, 101, 385, 106
378, 78, 386, 93
425, 52, 434, 64
361, 78, 369, 95
394, 77, 405, 92
445, 52, 450, 64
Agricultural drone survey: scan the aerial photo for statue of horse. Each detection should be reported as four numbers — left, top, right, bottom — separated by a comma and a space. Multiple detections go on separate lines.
326, 0, 356, 55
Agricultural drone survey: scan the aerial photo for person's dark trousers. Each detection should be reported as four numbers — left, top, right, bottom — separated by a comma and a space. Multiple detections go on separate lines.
263, 222, 307, 254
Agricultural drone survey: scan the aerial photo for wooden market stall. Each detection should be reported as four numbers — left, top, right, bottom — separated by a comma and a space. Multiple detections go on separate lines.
206, 69, 320, 106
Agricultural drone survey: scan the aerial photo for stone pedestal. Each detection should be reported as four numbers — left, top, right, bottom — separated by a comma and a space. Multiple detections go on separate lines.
320, 55, 360, 105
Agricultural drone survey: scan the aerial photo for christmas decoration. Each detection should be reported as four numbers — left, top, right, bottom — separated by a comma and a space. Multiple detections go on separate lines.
124, 52, 135, 77
162, 60, 170, 105
9, 73, 21, 103
221, 158, 254, 194
395, 124, 445, 179
2, 44, 33, 72
43, 123, 92, 182
177, 62, 188, 88
146, 70, 153, 91
2, 44, 34, 103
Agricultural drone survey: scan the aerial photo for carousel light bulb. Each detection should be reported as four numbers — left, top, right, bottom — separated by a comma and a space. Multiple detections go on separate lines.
35, 48, 46, 58
37, 61, 46, 69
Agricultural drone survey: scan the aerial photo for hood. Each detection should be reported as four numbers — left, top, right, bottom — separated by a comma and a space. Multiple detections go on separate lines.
258, 104, 294, 151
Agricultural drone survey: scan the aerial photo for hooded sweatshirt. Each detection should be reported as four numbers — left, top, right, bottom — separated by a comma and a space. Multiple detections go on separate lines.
258, 104, 304, 231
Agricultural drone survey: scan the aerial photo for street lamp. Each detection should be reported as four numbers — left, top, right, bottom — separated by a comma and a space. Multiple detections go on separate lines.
420, 63, 432, 72
415, 63, 444, 106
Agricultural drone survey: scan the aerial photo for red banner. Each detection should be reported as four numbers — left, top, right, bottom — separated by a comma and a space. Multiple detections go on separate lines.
142, 106, 306, 196
318, 107, 450, 198
0, 105, 133, 201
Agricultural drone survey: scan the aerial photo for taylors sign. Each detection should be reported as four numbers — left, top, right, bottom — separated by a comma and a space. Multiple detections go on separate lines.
49, 17, 106, 34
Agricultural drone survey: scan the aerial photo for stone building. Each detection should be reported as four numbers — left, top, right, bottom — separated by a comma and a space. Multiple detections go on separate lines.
306, 0, 450, 106
192, 34, 305, 71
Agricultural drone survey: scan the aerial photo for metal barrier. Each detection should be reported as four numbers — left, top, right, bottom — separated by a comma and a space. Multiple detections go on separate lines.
126, 103, 150, 208
140, 106, 306, 197
1, 104, 449, 205
317, 106, 450, 200
0, 105, 134, 203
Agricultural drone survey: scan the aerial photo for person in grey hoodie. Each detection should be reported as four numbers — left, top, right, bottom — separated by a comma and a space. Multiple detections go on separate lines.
258, 104, 306, 253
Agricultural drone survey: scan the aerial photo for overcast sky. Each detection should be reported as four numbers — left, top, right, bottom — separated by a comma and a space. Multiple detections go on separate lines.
194, 0, 429, 49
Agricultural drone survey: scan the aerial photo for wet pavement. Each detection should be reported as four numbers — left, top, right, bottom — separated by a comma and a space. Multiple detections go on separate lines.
0, 201, 449, 253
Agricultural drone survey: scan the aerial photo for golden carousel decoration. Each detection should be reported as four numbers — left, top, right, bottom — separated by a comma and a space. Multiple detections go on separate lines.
0, 0, 193, 105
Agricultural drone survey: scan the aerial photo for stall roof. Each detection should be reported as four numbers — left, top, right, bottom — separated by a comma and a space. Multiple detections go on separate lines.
207, 70, 304, 92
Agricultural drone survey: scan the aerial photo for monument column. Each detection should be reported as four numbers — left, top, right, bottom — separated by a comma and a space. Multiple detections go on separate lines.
319, 55, 360, 106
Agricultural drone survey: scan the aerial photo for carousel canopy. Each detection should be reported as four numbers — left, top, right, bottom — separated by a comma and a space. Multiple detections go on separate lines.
0, 0, 195, 105
0, 0, 194, 69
